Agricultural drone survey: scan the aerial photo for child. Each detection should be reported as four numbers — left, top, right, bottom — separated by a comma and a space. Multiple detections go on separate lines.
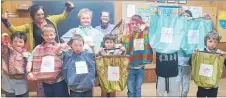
123, 15, 153, 97
177, 10, 193, 97
60, 34, 96, 97
61, 8, 104, 54
192, 31, 226, 97
97, 34, 125, 97
1, 32, 29, 97
98, 34, 125, 56
26, 24, 69, 97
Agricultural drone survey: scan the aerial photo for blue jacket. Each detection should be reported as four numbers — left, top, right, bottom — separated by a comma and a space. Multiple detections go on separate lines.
62, 50, 96, 91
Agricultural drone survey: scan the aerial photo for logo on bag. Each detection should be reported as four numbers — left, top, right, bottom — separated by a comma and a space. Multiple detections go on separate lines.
159, 53, 177, 62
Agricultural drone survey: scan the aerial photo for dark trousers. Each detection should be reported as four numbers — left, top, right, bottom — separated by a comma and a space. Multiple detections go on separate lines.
197, 86, 218, 97
5, 91, 29, 97
43, 80, 69, 97
70, 89, 93, 97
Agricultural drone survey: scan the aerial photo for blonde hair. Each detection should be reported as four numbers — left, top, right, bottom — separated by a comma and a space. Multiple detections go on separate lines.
78, 8, 93, 19
41, 24, 55, 34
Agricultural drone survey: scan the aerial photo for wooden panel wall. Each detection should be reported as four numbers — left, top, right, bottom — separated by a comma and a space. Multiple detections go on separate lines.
1, 1, 35, 92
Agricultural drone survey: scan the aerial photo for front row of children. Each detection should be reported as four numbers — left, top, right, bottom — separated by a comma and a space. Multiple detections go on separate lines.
1, 15, 226, 97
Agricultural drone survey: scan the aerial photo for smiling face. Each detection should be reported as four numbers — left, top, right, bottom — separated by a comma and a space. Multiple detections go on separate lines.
79, 13, 92, 27
41, 31, 56, 43
11, 37, 25, 52
34, 9, 45, 23
100, 12, 110, 24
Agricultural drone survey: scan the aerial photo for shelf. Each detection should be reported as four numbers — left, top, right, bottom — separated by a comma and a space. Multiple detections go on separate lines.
16, 4, 30, 10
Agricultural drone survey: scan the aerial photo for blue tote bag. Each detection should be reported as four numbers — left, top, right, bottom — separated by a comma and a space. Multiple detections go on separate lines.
149, 15, 187, 53
181, 19, 212, 54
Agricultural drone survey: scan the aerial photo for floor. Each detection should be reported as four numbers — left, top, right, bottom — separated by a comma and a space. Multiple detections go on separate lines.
2, 78, 226, 97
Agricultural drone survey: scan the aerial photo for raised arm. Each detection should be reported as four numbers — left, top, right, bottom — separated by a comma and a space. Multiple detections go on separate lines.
1, 11, 30, 33
47, 1, 75, 24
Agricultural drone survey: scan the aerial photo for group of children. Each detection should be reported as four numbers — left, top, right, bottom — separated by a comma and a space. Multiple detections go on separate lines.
1, 8, 226, 98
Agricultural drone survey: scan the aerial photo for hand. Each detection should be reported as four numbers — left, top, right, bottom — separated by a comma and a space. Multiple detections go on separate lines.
203, 13, 211, 19
1, 33, 8, 37
1, 10, 9, 20
193, 49, 199, 54
1, 33, 9, 45
145, 23, 150, 28
65, 1, 75, 12
88, 43, 94, 49
221, 52, 226, 59
73, 29, 79, 36
22, 52, 30, 58
120, 47, 126, 52
99, 47, 105, 53
27, 72, 37, 81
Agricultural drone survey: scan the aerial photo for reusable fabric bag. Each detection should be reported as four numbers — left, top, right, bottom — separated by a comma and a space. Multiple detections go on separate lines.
181, 19, 212, 54
149, 15, 187, 53
192, 52, 224, 88
96, 55, 129, 92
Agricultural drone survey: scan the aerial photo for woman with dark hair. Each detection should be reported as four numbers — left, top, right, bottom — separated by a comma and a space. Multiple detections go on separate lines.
1, 1, 75, 97
1, 1, 74, 52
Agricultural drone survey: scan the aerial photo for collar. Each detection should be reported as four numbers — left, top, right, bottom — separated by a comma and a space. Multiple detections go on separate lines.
79, 25, 92, 29
205, 47, 218, 53
100, 22, 109, 29
40, 41, 56, 46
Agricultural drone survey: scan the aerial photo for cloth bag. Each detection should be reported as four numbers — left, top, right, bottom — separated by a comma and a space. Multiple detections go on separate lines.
96, 55, 129, 92
192, 52, 224, 88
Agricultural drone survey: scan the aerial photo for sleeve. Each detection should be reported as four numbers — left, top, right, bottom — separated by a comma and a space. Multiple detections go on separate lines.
27, 46, 38, 62
1, 45, 9, 56
47, 11, 70, 25
8, 23, 30, 34
61, 28, 76, 43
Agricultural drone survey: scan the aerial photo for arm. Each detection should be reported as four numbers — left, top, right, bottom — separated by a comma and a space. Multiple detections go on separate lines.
61, 28, 76, 43
2, 10, 30, 33
47, 1, 74, 24
26, 46, 38, 81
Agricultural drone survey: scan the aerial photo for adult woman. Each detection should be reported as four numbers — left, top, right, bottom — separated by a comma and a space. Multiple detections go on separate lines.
1, 1, 75, 97
1, 1, 74, 52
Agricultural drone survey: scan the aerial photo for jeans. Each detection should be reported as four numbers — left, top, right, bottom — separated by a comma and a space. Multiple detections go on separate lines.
43, 80, 69, 97
177, 66, 192, 97
127, 67, 145, 97
70, 89, 93, 97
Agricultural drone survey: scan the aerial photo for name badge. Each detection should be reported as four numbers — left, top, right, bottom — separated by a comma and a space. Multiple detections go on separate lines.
108, 66, 120, 81
199, 64, 214, 77
134, 39, 144, 50
75, 61, 88, 74
40, 56, 55, 72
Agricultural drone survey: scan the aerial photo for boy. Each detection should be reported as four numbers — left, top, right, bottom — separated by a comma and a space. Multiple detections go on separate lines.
97, 34, 125, 97
192, 31, 226, 97
124, 15, 153, 97
26, 24, 69, 97
60, 34, 96, 97
1, 32, 29, 97
177, 10, 193, 97
61, 8, 103, 54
